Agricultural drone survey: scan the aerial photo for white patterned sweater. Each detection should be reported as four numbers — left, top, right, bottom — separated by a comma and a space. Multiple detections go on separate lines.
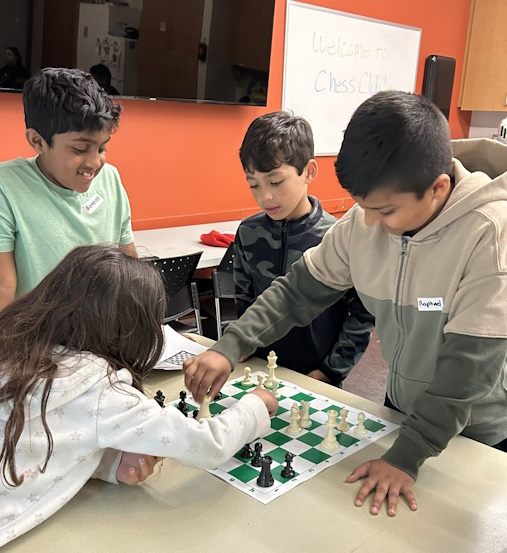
0, 352, 271, 546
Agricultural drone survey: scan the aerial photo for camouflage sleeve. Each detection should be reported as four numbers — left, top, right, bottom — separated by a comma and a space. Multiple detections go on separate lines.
233, 236, 255, 318
319, 289, 375, 385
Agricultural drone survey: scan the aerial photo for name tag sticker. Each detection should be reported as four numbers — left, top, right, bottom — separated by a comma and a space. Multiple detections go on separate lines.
417, 297, 444, 311
82, 194, 104, 214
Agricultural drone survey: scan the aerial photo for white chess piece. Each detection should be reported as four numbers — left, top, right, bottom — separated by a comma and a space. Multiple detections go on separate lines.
264, 350, 278, 388
320, 410, 340, 451
196, 394, 212, 421
242, 366, 253, 386
256, 374, 265, 389
286, 402, 302, 435
354, 412, 367, 436
299, 400, 311, 428
271, 379, 281, 399
337, 408, 350, 432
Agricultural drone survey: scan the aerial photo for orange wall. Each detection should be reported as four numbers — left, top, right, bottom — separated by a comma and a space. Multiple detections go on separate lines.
0, 0, 472, 230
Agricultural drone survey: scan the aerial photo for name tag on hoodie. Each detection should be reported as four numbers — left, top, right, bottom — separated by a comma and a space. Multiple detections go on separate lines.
82, 194, 104, 214
417, 297, 444, 311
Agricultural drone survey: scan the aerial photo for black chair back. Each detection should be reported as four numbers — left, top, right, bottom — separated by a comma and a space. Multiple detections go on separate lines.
212, 244, 237, 337
150, 252, 203, 334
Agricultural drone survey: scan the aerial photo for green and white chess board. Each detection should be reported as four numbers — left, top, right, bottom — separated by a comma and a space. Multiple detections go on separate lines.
172, 371, 399, 504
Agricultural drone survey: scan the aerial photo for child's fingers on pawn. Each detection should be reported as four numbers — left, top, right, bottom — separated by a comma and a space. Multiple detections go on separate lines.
250, 388, 278, 416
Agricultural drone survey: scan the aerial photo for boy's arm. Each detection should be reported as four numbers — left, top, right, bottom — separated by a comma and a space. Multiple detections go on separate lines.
347, 332, 506, 516
382, 333, 506, 479
118, 241, 138, 258
185, 256, 347, 402
0, 251, 17, 311
318, 289, 375, 385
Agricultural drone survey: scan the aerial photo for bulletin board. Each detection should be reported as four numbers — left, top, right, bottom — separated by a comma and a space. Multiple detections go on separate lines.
282, 1, 422, 155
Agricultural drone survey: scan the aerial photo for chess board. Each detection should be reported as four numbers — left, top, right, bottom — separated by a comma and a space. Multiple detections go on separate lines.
171, 371, 399, 504
163, 350, 195, 366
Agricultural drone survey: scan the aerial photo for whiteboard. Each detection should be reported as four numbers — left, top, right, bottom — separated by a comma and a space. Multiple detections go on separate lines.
282, 2, 422, 155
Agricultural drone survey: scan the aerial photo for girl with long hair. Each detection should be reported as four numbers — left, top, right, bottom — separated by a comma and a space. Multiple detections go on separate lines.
0, 245, 276, 546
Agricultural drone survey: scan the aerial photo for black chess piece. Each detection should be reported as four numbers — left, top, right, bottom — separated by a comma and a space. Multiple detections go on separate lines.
281, 452, 295, 479
154, 390, 165, 408
256, 455, 274, 487
177, 390, 189, 417
213, 391, 223, 401
193, 409, 199, 419
240, 443, 254, 459
251, 442, 263, 467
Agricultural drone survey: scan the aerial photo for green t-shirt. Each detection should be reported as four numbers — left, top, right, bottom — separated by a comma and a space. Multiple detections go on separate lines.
0, 157, 134, 297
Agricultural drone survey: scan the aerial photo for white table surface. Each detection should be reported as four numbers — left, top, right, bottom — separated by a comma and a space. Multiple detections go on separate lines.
7, 337, 507, 553
133, 220, 241, 269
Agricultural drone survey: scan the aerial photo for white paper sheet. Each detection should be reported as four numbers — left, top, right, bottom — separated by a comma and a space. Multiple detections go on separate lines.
154, 325, 209, 370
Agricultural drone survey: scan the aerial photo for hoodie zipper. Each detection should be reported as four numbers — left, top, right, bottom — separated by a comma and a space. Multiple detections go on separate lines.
390, 237, 409, 406
279, 220, 290, 275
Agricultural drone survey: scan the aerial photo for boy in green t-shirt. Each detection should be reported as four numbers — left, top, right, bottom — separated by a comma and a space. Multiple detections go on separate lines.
0, 67, 137, 310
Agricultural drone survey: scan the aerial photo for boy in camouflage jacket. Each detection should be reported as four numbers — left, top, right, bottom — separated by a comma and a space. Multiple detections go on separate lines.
234, 111, 374, 386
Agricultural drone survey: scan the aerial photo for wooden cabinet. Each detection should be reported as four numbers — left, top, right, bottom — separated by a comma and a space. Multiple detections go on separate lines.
230, 0, 275, 72
459, 0, 507, 111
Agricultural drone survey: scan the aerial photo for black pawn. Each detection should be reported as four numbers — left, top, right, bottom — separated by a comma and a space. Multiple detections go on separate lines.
281, 452, 295, 479
256, 455, 274, 487
193, 409, 199, 419
214, 391, 223, 401
177, 390, 189, 417
251, 442, 263, 467
154, 390, 165, 408
240, 443, 254, 459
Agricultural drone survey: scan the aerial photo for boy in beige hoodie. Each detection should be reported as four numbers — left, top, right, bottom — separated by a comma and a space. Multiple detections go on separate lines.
183, 91, 507, 516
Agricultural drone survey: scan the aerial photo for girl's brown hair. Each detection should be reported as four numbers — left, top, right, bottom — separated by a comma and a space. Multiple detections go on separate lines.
0, 245, 166, 486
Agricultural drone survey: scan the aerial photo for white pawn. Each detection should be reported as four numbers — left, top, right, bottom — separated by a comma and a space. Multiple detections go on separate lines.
256, 374, 265, 389
299, 400, 311, 428
337, 408, 350, 432
196, 395, 211, 421
242, 366, 253, 386
321, 410, 340, 451
264, 350, 278, 388
354, 412, 367, 436
271, 380, 281, 399
286, 402, 302, 435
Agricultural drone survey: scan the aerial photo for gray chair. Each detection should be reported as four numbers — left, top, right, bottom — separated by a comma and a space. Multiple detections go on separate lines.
150, 252, 203, 335
211, 243, 238, 338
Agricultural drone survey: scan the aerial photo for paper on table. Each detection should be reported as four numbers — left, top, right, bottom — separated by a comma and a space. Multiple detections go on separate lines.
154, 325, 209, 370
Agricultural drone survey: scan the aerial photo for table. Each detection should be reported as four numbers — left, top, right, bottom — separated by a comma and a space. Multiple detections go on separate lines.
134, 220, 241, 269
6, 338, 507, 553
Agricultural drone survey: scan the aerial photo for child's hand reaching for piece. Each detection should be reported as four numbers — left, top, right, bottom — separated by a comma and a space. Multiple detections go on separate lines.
183, 350, 232, 404
249, 388, 278, 417
116, 453, 163, 485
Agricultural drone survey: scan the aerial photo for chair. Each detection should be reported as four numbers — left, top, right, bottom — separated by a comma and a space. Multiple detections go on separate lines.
211, 243, 238, 338
150, 252, 203, 335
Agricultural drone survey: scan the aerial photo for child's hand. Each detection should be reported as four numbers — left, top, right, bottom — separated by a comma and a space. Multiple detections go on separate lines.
346, 458, 417, 516
307, 369, 331, 383
249, 388, 278, 417
116, 453, 163, 485
183, 350, 232, 404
